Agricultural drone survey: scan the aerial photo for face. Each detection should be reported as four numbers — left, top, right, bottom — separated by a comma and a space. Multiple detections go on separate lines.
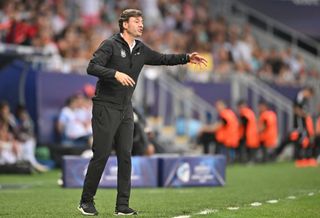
237, 104, 245, 111
258, 104, 266, 113
0, 105, 10, 118
305, 90, 313, 98
215, 101, 225, 112
124, 16, 144, 37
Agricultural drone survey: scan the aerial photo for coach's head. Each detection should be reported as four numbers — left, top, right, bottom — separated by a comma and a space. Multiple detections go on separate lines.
119, 9, 143, 37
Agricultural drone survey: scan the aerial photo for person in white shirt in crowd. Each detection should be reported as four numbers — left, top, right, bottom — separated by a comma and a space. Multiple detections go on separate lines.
75, 95, 93, 135
57, 95, 92, 148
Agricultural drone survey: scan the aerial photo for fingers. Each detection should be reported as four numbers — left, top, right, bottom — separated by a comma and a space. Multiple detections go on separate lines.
121, 75, 135, 87
195, 55, 208, 64
124, 75, 135, 87
190, 55, 208, 68
197, 57, 208, 67
115, 72, 135, 87
200, 59, 207, 67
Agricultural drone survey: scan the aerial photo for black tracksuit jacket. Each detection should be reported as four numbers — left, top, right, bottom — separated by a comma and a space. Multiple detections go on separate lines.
87, 33, 189, 109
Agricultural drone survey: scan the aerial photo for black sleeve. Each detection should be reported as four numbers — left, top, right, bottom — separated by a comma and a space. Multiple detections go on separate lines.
87, 40, 117, 80
143, 45, 189, 66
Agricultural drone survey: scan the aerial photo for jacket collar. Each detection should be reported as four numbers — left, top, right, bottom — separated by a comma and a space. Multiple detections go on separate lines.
112, 33, 142, 51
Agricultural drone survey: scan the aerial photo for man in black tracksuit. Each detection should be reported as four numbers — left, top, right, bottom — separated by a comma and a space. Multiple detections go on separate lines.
78, 9, 207, 216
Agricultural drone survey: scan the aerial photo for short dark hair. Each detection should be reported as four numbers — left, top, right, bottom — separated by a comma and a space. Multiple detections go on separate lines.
118, 9, 142, 33
0, 101, 9, 111
237, 99, 247, 107
258, 100, 269, 107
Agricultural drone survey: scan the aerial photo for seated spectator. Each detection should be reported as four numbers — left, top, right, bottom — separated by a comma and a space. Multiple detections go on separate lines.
236, 100, 260, 163
198, 100, 239, 162
258, 100, 278, 162
15, 105, 48, 172
57, 95, 92, 148
74, 95, 93, 138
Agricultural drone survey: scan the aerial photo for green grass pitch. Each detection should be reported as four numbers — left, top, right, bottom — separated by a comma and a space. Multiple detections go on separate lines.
0, 162, 319, 217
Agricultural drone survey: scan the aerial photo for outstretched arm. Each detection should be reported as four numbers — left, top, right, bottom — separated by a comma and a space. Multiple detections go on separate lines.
144, 46, 189, 66
144, 45, 207, 68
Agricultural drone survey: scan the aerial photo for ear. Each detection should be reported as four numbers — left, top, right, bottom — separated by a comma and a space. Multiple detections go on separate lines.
123, 21, 129, 30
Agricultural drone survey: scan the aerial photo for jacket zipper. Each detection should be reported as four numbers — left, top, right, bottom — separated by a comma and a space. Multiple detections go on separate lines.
129, 52, 133, 68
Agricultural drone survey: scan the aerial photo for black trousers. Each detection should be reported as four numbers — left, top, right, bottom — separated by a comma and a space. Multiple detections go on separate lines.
198, 132, 224, 154
81, 102, 134, 208
197, 132, 235, 162
314, 135, 320, 158
259, 144, 274, 162
198, 132, 215, 154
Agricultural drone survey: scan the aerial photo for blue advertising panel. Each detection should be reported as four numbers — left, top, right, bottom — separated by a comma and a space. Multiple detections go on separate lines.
62, 156, 158, 188
159, 155, 226, 187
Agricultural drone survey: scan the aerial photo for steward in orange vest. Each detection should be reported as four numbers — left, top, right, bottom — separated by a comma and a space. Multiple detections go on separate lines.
258, 101, 278, 162
215, 101, 240, 149
198, 100, 239, 162
237, 100, 259, 163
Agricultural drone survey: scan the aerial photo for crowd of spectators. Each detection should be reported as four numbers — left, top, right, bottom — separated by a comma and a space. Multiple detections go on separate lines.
0, 0, 319, 82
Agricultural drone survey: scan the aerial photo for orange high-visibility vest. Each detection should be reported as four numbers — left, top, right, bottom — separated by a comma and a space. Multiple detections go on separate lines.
305, 115, 314, 137
239, 107, 259, 148
316, 116, 320, 135
216, 109, 240, 148
259, 110, 278, 148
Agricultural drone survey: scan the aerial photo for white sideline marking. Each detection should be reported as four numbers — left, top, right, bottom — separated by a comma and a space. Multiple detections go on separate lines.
171, 190, 316, 218
172, 215, 191, 218
250, 202, 262, 207
196, 209, 218, 215
227, 207, 239, 210
266, 200, 278, 204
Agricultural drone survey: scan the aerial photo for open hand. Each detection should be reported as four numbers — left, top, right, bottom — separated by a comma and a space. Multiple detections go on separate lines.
189, 52, 208, 68
115, 71, 135, 87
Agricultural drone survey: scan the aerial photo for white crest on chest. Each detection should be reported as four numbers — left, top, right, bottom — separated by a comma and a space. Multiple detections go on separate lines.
121, 49, 126, 58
